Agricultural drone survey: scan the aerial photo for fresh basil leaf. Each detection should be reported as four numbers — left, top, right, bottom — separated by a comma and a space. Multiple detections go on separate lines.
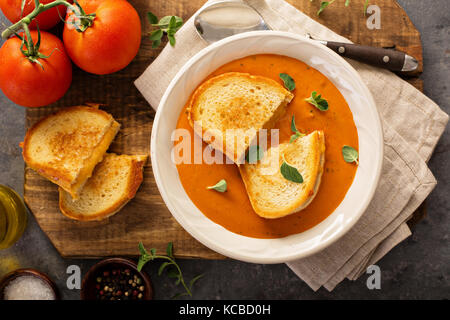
189, 274, 204, 290
172, 16, 184, 30
158, 15, 172, 27
246, 145, 264, 163
172, 292, 190, 299
158, 262, 171, 276
207, 179, 227, 192
345, 0, 350, 6
169, 16, 177, 30
168, 34, 176, 46
150, 29, 163, 41
150, 248, 156, 257
148, 15, 183, 48
305, 91, 329, 111
167, 268, 180, 279
138, 242, 147, 256
280, 161, 303, 183
137, 256, 147, 272
342, 145, 359, 164
291, 114, 298, 133
158, 16, 183, 30
289, 115, 305, 143
364, 0, 369, 15
290, 132, 302, 143
147, 11, 158, 24
279, 73, 296, 91
152, 39, 161, 48
317, 0, 335, 16
166, 242, 173, 258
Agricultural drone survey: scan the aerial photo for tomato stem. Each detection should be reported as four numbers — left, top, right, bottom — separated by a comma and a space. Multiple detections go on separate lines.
1, 0, 76, 39
21, 23, 35, 56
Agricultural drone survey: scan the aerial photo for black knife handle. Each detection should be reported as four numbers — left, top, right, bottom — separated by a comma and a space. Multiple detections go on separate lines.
326, 41, 406, 71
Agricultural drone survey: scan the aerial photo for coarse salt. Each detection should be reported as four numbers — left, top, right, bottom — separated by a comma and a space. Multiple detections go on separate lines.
4, 275, 55, 300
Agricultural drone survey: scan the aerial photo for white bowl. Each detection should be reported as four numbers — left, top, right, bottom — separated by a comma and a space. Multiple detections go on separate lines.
151, 31, 383, 263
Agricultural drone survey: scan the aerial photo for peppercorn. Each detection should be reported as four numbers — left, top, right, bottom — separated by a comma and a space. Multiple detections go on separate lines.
92, 266, 146, 301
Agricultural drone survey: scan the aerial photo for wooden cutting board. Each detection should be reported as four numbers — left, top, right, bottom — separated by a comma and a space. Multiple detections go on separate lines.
23, 0, 425, 258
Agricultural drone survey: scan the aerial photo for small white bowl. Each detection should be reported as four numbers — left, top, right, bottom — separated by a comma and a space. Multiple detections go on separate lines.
151, 31, 383, 264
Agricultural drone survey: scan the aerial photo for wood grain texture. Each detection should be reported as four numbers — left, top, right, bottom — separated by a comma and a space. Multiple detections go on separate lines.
24, 0, 424, 258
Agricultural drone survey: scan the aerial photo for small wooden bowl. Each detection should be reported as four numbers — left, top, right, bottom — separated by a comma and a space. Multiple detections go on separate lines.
0, 269, 59, 300
81, 258, 153, 300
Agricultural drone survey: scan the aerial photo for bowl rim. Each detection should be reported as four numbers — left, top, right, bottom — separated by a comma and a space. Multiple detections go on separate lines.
0, 268, 60, 300
80, 257, 153, 300
151, 30, 384, 263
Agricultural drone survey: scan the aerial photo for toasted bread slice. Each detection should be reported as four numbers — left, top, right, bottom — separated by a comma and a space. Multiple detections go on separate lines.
22, 105, 120, 199
59, 153, 147, 221
239, 131, 325, 219
187, 72, 294, 163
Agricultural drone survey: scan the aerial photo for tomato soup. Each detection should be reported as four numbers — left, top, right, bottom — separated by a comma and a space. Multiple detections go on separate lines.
175, 54, 358, 238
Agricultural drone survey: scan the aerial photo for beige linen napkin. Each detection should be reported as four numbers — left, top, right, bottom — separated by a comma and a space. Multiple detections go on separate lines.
135, 0, 448, 291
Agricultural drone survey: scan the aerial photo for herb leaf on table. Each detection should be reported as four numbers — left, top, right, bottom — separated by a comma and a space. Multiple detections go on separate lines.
147, 12, 183, 48
138, 242, 204, 299
317, 0, 335, 16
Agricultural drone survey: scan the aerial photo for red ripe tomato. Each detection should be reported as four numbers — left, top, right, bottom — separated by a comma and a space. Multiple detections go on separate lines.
63, 0, 141, 75
0, 0, 72, 30
0, 30, 72, 107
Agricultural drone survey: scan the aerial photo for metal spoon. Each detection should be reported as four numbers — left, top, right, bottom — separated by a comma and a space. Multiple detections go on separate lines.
194, 1, 418, 72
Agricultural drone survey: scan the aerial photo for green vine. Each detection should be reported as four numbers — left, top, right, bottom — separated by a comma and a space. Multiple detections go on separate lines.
15, 22, 54, 69
1, 0, 94, 40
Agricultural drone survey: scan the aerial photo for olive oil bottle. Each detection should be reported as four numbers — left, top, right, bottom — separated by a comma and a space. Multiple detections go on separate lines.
0, 185, 27, 249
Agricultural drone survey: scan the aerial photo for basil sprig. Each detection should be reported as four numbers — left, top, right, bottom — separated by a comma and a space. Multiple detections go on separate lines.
138, 242, 203, 299
148, 12, 183, 48
279, 73, 296, 91
342, 145, 359, 165
317, 0, 335, 16
280, 157, 303, 183
206, 179, 227, 192
305, 91, 329, 111
313, 0, 369, 16
290, 115, 305, 143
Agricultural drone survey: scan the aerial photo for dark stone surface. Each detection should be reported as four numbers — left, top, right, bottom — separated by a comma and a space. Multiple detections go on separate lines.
0, 0, 448, 300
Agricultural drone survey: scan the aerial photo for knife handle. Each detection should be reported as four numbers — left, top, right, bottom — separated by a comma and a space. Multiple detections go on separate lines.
325, 41, 413, 72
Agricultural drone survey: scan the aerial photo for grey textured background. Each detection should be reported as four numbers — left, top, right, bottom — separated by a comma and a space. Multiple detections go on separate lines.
0, 0, 448, 299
